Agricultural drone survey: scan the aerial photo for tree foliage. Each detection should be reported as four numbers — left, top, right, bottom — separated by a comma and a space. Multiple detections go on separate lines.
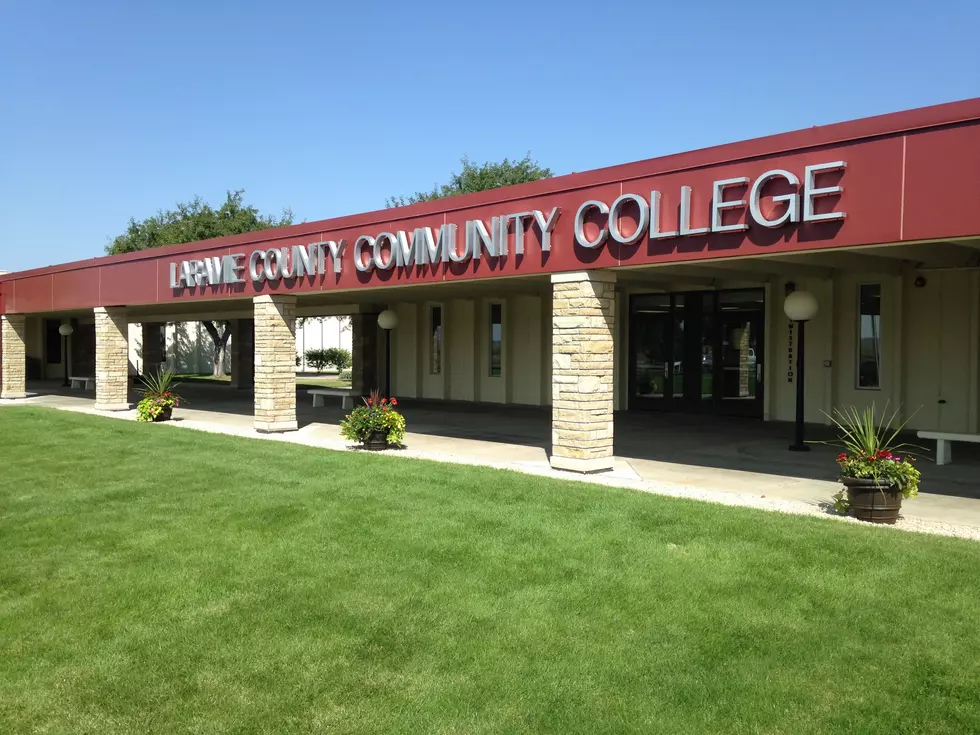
106, 190, 293, 255
386, 154, 552, 208
304, 349, 332, 372
107, 190, 293, 376
303, 347, 352, 373
323, 347, 352, 371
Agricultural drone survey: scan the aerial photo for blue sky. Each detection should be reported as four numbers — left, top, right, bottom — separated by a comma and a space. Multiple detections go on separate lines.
1, 0, 977, 273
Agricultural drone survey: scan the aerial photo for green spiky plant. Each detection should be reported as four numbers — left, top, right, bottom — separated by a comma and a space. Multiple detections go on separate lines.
136, 367, 184, 422
817, 404, 922, 514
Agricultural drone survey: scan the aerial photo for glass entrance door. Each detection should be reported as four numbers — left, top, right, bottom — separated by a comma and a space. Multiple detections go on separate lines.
629, 289, 765, 417
629, 294, 671, 406
717, 305, 765, 416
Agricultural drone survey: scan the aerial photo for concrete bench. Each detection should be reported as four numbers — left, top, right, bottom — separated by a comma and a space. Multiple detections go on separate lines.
69, 376, 94, 390
308, 388, 357, 410
917, 431, 980, 466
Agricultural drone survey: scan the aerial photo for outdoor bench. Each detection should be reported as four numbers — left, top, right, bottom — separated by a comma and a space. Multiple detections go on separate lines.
308, 388, 357, 410
916, 431, 980, 466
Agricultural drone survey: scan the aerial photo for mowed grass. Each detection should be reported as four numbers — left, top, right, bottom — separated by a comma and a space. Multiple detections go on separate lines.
1, 408, 979, 734
174, 373, 352, 390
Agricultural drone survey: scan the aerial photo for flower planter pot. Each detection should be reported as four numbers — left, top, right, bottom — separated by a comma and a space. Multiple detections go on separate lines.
362, 430, 389, 451
152, 406, 173, 422
841, 477, 903, 524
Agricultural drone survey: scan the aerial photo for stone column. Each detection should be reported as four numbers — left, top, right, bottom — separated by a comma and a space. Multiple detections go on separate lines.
253, 296, 297, 433
94, 307, 131, 411
350, 313, 380, 397
141, 322, 166, 375
1, 314, 27, 399
230, 318, 255, 389
550, 271, 616, 473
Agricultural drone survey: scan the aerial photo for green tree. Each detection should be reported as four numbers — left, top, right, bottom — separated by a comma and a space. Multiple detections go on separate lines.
386, 154, 552, 208
107, 190, 294, 377
323, 347, 352, 371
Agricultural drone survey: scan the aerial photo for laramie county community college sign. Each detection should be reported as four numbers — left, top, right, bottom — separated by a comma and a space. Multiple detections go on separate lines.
169, 161, 846, 288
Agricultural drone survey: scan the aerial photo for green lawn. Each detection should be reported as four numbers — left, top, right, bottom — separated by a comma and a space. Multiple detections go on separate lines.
1, 408, 979, 734
295, 376, 351, 389
173, 372, 232, 382
173, 373, 352, 390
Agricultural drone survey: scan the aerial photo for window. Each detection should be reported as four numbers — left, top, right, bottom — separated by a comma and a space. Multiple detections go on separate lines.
858, 284, 882, 389
429, 306, 442, 374
489, 303, 503, 377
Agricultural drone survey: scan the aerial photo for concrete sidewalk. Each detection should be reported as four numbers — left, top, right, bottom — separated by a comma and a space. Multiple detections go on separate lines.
3, 390, 979, 541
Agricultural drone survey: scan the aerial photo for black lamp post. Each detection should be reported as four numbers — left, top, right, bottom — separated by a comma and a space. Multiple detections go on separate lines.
784, 289, 818, 451
377, 309, 398, 398
58, 323, 74, 388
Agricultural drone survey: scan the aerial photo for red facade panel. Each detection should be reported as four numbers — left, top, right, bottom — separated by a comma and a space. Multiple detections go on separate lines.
9, 275, 53, 313
100, 258, 163, 306
52, 269, 101, 310
901, 125, 980, 242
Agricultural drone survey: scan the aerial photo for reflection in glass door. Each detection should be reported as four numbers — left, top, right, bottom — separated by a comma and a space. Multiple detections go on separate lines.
630, 295, 671, 402
718, 290, 765, 416
629, 289, 765, 416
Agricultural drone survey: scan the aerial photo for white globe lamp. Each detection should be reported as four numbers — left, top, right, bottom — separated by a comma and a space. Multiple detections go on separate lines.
377, 309, 398, 397
58, 323, 74, 387
377, 310, 399, 331
783, 290, 818, 323
783, 289, 818, 451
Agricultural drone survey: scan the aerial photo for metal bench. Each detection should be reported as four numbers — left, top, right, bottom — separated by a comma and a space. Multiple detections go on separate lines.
917, 431, 980, 466
308, 388, 356, 410
69, 376, 95, 390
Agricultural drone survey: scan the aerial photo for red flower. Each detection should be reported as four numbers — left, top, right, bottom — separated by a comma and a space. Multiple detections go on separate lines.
382, 406, 388, 412
390, 398, 398, 406
381, 397, 388, 405
837, 452, 848, 461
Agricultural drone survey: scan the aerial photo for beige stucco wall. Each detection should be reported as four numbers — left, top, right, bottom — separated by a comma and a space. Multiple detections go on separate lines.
384, 268, 980, 433
392, 302, 419, 398
447, 299, 475, 401
389, 292, 550, 407
508, 295, 543, 405
901, 270, 979, 433
768, 269, 980, 434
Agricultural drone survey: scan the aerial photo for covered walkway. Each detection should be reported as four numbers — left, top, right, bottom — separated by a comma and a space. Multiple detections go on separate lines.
14, 380, 980, 532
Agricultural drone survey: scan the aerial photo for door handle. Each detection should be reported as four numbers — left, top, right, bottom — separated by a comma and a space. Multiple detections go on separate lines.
938, 399, 947, 405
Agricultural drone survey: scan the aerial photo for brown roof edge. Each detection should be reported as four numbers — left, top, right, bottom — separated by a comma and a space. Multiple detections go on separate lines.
3, 96, 980, 282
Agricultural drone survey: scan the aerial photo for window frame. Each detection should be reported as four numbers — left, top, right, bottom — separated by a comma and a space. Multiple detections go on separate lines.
856, 282, 883, 391
488, 301, 503, 378
429, 304, 443, 375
